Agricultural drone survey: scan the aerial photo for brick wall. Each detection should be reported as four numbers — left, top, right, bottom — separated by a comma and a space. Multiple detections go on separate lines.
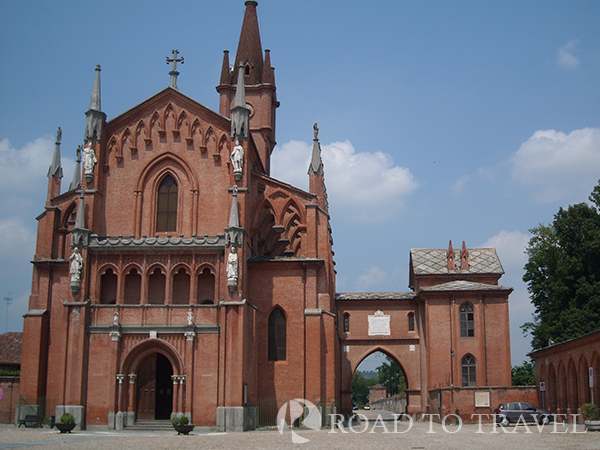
0, 377, 20, 424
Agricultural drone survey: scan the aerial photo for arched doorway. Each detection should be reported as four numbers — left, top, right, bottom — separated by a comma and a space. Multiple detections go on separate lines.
351, 350, 408, 410
136, 353, 173, 420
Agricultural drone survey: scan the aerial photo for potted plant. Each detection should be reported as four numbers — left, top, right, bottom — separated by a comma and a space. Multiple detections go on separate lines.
171, 415, 195, 435
55, 413, 76, 433
583, 403, 600, 431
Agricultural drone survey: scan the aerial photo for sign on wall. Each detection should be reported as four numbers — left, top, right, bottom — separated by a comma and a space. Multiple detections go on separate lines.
368, 310, 390, 336
474, 390, 490, 407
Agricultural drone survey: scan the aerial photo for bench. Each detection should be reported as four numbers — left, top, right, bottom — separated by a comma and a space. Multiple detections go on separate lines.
18, 414, 43, 428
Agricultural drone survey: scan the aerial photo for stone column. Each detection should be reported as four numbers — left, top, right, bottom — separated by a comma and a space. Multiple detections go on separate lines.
179, 375, 187, 414
127, 374, 137, 426
116, 374, 125, 411
171, 375, 179, 414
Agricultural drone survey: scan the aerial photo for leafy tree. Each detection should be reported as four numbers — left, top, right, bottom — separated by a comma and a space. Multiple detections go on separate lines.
376, 356, 406, 397
523, 181, 600, 350
511, 360, 536, 386
351, 371, 373, 406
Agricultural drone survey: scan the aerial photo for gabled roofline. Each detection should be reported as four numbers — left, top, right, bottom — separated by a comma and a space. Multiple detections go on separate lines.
106, 87, 231, 131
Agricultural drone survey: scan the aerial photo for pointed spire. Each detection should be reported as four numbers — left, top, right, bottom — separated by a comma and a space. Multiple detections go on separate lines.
70, 189, 89, 249
460, 241, 469, 270
231, 62, 250, 141
446, 240, 455, 271
85, 65, 105, 143
308, 123, 324, 176
229, 185, 240, 228
69, 146, 82, 191
235, 0, 264, 85
47, 127, 63, 179
89, 65, 101, 111
225, 185, 244, 248
220, 50, 231, 85
262, 49, 275, 85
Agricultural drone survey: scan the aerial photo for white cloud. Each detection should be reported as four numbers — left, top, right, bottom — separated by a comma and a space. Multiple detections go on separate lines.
451, 175, 469, 194
556, 39, 580, 69
481, 230, 530, 270
355, 266, 388, 291
509, 127, 600, 203
272, 139, 419, 222
0, 217, 36, 261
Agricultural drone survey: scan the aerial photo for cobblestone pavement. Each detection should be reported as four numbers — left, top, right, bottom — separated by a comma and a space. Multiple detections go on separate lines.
1, 410, 598, 450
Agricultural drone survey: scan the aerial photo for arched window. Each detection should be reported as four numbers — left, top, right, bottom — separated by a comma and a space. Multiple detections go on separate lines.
408, 312, 415, 331
460, 303, 474, 337
172, 268, 190, 305
124, 268, 141, 304
268, 308, 286, 361
197, 268, 215, 304
462, 354, 477, 387
156, 175, 178, 232
343, 313, 350, 333
100, 268, 118, 304
148, 268, 166, 304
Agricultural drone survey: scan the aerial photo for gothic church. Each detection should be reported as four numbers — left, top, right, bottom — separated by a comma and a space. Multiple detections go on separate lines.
21, 1, 513, 430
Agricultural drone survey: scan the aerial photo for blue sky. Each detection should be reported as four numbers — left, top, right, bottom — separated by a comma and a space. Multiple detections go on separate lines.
1, 1, 600, 369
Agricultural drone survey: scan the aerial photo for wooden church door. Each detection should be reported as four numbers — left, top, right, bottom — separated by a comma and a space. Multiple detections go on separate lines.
136, 353, 157, 420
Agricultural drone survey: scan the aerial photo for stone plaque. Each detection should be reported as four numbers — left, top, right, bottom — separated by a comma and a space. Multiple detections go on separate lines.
368, 310, 390, 336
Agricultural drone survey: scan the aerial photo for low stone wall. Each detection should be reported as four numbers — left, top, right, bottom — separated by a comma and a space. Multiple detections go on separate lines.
0, 377, 20, 424
370, 395, 407, 414
428, 386, 538, 423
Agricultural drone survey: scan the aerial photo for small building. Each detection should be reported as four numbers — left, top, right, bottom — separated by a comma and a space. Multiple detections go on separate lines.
369, 384, 387, 402
529, 329, 600, 420
0, 332, 22, 373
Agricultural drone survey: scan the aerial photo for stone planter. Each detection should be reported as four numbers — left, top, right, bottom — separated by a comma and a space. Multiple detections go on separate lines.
173, 424, 195, 435
55, 422, 76, 433
585, 420, 600, 431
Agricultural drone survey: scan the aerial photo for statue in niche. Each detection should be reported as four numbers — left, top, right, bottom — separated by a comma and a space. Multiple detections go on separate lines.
187, 309, 194, 326
230, 140, 244, 181
69, 247, 84, 291
227, 246, 239, 290
82, 142, 97, 183
113, 310, 119, 326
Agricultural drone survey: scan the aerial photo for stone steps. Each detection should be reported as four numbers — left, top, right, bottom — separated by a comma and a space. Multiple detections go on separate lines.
125, 420, 173, 431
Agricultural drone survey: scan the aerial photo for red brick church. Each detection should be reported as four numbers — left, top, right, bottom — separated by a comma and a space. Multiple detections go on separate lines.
21, 1, 513, 430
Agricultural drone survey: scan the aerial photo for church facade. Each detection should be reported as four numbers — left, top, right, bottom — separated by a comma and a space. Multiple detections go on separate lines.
20, 1, 513, 430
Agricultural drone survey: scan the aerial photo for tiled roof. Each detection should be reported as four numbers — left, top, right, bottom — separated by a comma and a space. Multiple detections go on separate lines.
420, 280, 512, 292
410, 248, 504, 275
336, 292, 415, 301
0, 332, 22, 365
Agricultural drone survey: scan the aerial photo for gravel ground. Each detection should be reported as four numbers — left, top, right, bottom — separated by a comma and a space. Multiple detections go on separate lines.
1, 410, 598, 450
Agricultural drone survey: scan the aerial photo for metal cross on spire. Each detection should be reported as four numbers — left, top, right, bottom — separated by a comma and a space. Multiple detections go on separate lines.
166, 49, 184, 89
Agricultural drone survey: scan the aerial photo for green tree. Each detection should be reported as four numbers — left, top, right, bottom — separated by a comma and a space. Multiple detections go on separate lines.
511, 360, 536, 386
523, 181, 600, 350
376, 356, 406, 397
351, 371, 372, 406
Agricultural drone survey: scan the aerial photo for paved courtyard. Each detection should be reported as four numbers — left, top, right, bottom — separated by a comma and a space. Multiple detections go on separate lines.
1, 410, 598, 450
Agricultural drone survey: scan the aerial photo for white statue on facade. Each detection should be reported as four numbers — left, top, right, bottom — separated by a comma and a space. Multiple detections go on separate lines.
227, 246, 239, 290
113, 310, 119, 326
187, 309, 194, 326
230, 140, 244, 181
69, 247, 84, 291
82, 142, 97, 182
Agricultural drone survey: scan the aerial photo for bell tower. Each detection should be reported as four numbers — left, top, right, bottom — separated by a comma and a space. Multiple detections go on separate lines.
217, 0, 279, 175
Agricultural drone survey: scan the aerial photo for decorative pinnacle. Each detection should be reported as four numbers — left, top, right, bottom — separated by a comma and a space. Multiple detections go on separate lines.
166, 49, 184, 89
48, 127, 63, 179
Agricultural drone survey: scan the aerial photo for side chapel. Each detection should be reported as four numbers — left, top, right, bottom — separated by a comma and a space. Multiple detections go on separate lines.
21, 1, 513, 430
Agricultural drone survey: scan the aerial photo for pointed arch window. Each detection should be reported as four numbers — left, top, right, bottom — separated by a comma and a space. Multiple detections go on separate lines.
408, 312, 415, 332
461, 354, 477, 387
343, 313, 350, 333
156, 175, 178, 232
268, 307, 286, 361
460, 303, 474, 337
